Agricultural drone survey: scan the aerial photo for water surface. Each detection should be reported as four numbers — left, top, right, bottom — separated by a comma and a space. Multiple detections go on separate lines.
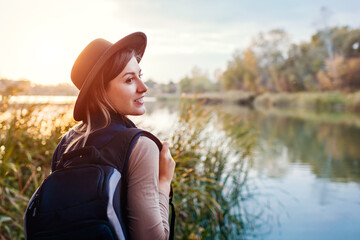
138, 102, 360, 239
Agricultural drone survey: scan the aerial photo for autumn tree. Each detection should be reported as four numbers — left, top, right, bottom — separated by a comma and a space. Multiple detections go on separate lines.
250, 29, 290, 92
179, 66, 215, 93
222, 50, 246, 90
221, 25, 360, 93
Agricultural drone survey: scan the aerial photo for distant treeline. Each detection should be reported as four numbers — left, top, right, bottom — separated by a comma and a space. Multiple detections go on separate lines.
179, 26, 360, 93
0, 79, 79, 96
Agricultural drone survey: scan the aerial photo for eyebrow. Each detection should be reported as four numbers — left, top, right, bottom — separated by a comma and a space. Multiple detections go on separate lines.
121, 69, 142, 78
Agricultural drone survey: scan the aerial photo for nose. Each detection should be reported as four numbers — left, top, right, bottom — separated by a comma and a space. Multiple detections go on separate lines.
137, 79, 148, 93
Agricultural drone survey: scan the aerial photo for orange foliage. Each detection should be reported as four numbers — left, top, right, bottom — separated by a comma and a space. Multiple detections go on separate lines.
317, 56, 360, 91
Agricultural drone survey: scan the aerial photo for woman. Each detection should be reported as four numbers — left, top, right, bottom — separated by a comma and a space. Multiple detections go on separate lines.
52, 32, 176, 239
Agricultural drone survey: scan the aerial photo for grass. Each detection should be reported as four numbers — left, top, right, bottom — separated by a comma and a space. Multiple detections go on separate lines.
166, 91, 258, 105
254, 91, 360, 112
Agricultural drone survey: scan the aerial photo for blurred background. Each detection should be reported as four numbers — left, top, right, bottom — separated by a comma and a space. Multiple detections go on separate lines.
1, 0, 360, 239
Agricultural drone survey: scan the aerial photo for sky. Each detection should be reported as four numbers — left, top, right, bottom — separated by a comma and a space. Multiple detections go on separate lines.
0, 0, 359, 85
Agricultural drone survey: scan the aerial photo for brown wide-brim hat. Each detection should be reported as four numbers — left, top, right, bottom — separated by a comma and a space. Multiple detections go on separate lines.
71, 32, 147, 121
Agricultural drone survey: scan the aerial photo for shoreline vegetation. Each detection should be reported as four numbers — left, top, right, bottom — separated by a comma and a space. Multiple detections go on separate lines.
164, 90, 360, 113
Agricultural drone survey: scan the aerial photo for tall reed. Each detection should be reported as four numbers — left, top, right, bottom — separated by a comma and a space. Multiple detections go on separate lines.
169, 100, 257, 239
0, 87, 74, 239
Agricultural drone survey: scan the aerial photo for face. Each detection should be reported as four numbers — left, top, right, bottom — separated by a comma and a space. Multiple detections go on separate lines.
106, 56, 148, 116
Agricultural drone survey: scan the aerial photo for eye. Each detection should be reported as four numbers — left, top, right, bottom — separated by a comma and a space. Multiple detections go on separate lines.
125, 77, 134, 83
139, 73, 143, 80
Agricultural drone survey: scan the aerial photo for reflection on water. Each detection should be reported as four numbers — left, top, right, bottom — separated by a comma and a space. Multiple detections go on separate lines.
142, 102, 360, 239
216, 105, 360, 239
246, 109, 360, 183
130, 100, 180, 137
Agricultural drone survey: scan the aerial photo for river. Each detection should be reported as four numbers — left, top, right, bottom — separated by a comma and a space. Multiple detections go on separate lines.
135, 101, 360, 240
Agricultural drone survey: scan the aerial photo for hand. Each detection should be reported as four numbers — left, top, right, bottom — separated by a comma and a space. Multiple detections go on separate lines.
159, 142, 176, 195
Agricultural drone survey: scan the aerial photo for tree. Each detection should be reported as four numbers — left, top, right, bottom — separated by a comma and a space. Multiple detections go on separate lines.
144, 78, 158, 88
221, 26, 360, 93
317, 55, 360, 91
160, 81, 178, 94
179, 76, 192, 93
250, 29, 290, 92
341, 29, 360, 58
222, 50, 246, 91
312, 26, 360, 91
179, 67, 214, 93
282, 42, 326, 91
243, 48, 261, 92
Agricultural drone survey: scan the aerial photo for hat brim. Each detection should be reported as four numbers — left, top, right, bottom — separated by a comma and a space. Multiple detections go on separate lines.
73, 32, 147, 121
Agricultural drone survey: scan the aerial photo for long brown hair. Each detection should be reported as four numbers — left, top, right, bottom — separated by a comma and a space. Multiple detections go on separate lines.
64, 48, 141, 152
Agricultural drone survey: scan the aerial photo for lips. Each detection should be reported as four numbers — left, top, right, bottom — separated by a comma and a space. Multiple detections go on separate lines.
135, 97, 144, 103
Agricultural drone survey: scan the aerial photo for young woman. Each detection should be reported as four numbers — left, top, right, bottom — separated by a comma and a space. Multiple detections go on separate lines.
52, 32, 176, 239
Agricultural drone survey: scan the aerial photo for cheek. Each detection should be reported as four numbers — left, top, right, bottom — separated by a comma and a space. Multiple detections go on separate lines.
106, 84, 133, 109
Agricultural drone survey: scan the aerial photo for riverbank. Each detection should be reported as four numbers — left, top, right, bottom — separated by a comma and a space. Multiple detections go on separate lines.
175, 91, 360, 113
254, 91, 360, 112
177, 91, 257, 105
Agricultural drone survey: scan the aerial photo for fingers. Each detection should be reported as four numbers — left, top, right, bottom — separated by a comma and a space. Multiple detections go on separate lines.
162, 142, 175, 164
159, 142, 176, 194
160, 142, 173, 162
161, 141, 169, 154
159, 141, 176, 179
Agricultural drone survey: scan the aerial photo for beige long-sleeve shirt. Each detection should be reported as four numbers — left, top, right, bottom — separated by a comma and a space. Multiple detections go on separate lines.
126, 136, 170, 240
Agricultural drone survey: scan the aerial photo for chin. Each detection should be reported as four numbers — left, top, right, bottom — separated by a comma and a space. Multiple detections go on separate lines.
131, 108, 146, 116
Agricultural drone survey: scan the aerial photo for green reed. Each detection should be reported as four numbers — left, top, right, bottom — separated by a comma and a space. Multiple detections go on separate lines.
169, 100, 257, 239
0, 91, 257, 239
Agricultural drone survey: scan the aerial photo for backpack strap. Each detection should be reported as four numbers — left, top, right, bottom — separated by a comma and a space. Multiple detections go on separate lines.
56, 128, 162, 174
99, 128, 162, 174
107, 129, 175, 240
169, 185, 175, 240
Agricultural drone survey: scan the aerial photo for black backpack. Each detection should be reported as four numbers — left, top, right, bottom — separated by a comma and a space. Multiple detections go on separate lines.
24, 128, 175, 240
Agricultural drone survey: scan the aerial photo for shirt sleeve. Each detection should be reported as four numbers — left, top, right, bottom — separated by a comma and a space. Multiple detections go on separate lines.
126, 136, 170, 240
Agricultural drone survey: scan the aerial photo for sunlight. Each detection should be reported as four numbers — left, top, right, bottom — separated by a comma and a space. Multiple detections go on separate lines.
29, 36, 68, 85
37, 41, 63, 61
